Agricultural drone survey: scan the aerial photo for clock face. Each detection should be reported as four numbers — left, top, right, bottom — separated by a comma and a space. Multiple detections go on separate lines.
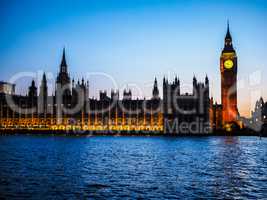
224, 59, 234, 69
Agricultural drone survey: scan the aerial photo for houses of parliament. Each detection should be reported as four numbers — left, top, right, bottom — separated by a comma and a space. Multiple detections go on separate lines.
0, 25, 249, 133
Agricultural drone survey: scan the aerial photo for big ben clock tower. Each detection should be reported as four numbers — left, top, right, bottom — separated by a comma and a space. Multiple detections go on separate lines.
220, 22, 238, 126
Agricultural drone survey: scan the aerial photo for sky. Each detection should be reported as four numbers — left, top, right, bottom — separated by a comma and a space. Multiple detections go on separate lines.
0, 0, 266, 117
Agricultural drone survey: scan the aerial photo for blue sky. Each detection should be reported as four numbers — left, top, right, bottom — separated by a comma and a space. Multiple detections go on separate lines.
0, 0, 266, 116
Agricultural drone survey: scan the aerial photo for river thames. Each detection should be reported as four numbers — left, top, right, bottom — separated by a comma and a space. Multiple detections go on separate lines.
0, 135, 266, 199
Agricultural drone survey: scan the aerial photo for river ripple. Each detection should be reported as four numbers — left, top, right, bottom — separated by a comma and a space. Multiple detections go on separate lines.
0, 135, 266, 199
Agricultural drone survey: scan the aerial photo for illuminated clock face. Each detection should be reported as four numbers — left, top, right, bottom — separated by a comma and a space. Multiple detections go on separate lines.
224, 59, 234, 69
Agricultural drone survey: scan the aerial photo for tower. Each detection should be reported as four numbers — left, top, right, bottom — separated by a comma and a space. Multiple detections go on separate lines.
71, 78, 89, 114
55, 48, 71, 113
193, 75, 197, 95
55, 48, 71, 123
175, 76, 180, 96
39, 73, 48, 114
56, 48, 71, 96
152, 77, 159, 99
28, 80, 37, 111
220, 22, 238, 125
28, 80, 37, 98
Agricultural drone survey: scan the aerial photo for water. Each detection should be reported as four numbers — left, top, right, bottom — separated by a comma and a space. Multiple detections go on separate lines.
0, 135, 266, 199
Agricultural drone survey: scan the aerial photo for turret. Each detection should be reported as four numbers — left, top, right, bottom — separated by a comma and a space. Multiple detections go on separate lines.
193, 75, 197, 86
174, 76, 180, 96
123, 89, 132, 100
60, 47, 68, 73
193, 75, 197, 95
174, 76, 178, 85
82, 78, 85, 86
56, 48, 71, 97
152, 77, 159, 99
205, 75, 209, 86
72, 78, 75, 88
100, 90, 108, 101
28, 80, 37, 98
39, 73, 48, 114
111, 89, 119, 101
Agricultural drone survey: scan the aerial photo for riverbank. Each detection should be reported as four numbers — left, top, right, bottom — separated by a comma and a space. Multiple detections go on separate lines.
0, 129, 266, 137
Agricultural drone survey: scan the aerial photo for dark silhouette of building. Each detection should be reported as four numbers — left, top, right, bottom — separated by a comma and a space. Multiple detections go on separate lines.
39, 73, 48, 115
1, 23, 246, 133
0, 48, 164, 131
152, 78, 159, 99
163, 75, 210, 133
0, 48, 211, 133
241, 97, 267, 132
210, 100, 223, 130
28, 80, 37, 98
56, 48, 71, 110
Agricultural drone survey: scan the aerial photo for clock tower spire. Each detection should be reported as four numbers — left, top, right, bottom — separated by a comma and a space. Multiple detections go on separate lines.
220, 22, 238, 126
